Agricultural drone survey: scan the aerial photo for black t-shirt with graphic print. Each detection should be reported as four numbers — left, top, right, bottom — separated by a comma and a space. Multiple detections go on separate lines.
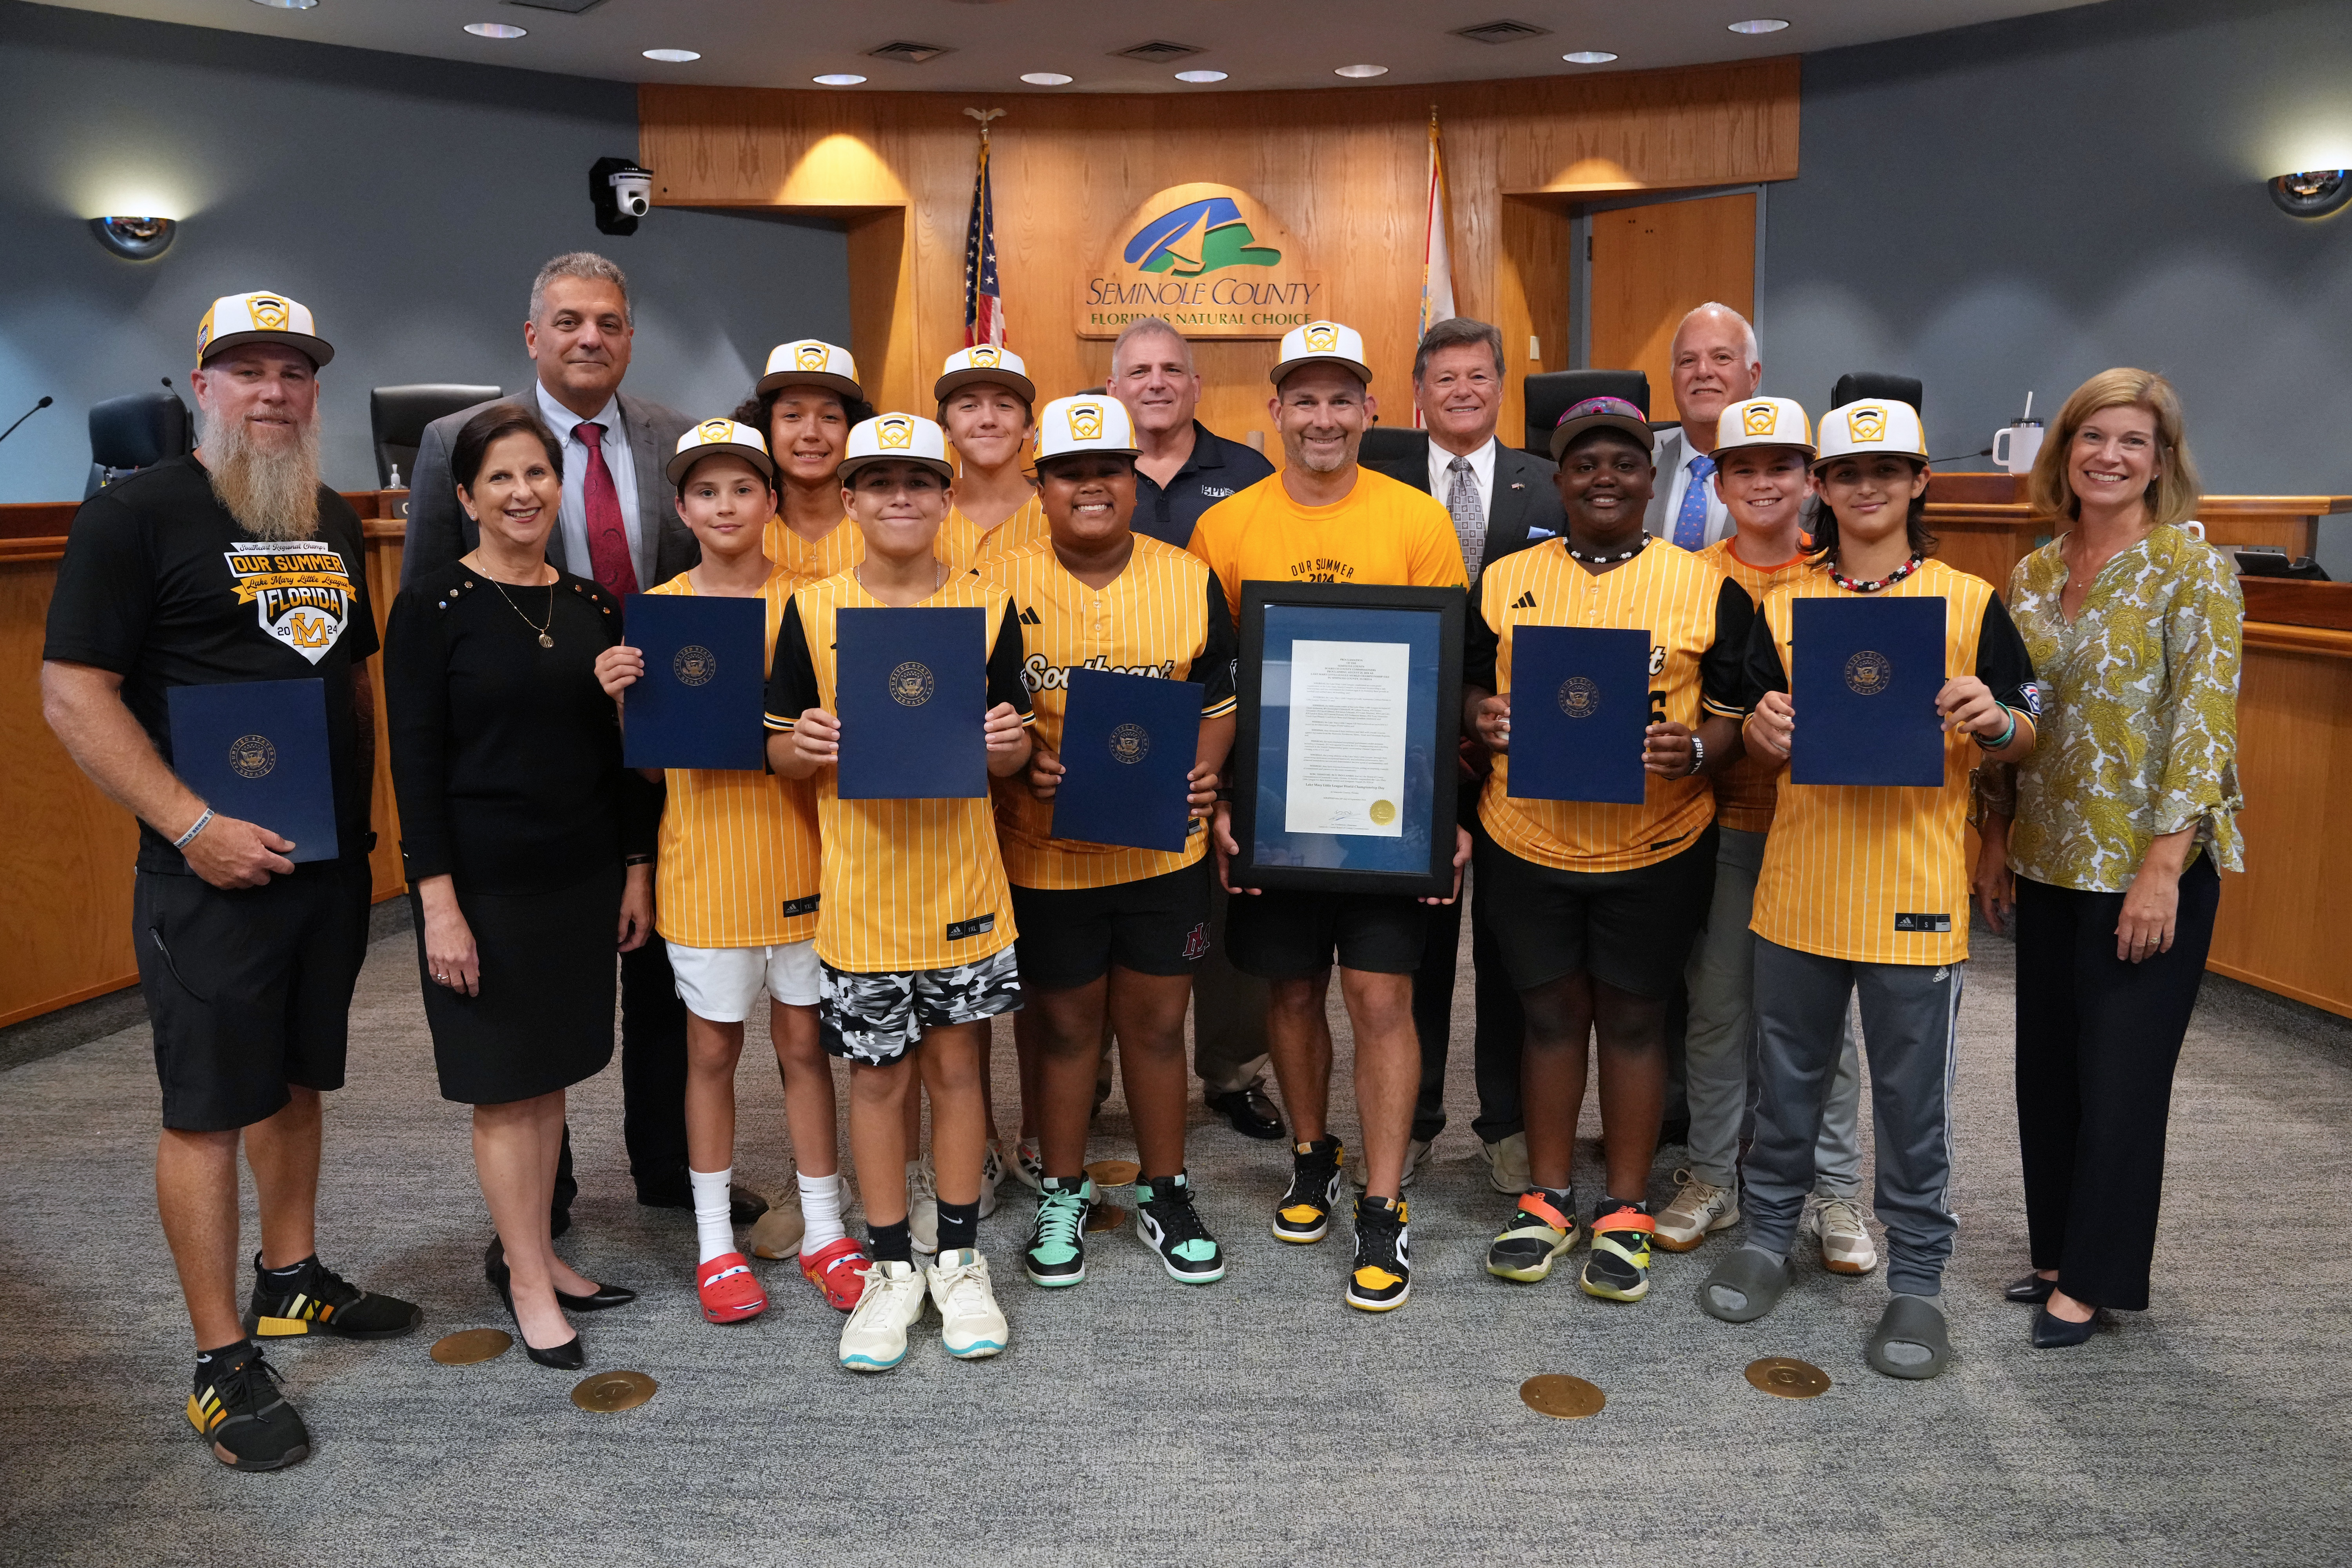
43, 455, 378, 873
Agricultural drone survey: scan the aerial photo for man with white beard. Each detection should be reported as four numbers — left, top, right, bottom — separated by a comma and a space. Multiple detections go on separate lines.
43, 292, 419, 1473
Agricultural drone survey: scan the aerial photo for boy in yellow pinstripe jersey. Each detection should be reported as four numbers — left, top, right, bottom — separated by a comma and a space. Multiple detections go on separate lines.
742, 340, 873, 583
936, 347, 1050, 575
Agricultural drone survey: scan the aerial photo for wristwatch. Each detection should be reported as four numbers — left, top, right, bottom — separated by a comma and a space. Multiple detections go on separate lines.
1687, 735, 1707, 777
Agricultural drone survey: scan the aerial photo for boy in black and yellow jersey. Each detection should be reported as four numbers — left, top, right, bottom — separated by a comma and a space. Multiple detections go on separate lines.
765, 414, 1036, 1373
981, 395, 1239, 1290
1699, 399, 2038, 1382
1464, 396, 1753, 1304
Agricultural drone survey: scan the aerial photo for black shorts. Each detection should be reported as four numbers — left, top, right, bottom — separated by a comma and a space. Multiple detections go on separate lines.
134, 857, 373, 1132
1476, 824, 1719, 1000
1010, 858, 1213, 991
1223, 885, 1430, 980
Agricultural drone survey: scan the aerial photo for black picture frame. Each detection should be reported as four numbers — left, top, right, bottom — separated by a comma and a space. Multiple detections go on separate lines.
1230, 581, 1463, 897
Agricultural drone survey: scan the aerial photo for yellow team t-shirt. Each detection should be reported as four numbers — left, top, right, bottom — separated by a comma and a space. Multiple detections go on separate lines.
979, 536, 1239, 890
1185, 468, 1467, 617
1697, 537, 1812, 835
647, 565, 822, 949
938, 494, 1049, 578
762, 569, 1036, 973
1471, 539, 1750, 873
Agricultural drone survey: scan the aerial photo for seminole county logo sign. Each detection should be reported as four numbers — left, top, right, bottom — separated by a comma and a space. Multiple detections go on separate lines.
1078, 183, 1318, 340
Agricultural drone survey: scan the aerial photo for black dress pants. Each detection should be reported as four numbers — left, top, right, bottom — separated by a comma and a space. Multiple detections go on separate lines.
550, 938, 690, 1224
1409, 826, 1526, 1145
2013, 853, 2220, 1312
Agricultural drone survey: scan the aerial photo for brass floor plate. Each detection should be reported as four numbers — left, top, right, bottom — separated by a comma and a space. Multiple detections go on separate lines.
1745, 1357, 1832, 1399
1085, 1201, 1128, 1234
570, 1369, 658, 1412
1084, 1159, 1141, 1188
428, 1328, 512, 1365
1519, 1374, 1606, 1419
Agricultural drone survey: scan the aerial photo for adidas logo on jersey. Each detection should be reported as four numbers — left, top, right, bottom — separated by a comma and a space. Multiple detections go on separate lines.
1019, 605, 1042, 626
1511, 591, 1537, 609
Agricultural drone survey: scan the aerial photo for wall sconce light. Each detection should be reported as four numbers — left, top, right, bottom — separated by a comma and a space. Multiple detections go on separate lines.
2269, 169, 2351, 219
91, 216, 178, 260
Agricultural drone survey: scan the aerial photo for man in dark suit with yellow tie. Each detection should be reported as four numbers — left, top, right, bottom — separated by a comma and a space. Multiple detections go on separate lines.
1363, 316, 1564, 1196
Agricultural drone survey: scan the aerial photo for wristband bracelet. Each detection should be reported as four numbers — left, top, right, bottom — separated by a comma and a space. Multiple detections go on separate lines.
172, 808, 215, 851
1975, 705, 2018, 751
624, 853, 654, 867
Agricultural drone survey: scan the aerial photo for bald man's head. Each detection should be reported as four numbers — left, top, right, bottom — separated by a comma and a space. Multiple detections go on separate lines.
1669, 303, 1761, 438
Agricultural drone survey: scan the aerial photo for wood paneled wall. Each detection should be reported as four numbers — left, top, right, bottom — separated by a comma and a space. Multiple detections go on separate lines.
638, 59, 1799, 455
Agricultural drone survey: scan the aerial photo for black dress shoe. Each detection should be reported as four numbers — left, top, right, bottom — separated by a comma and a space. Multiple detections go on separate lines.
488, 1242, 635, 1313
2031, 1306, 2100, 1348
1205, 1078, 1285, 1141
524, 1335, 586, 1370
729, 1183, 769, 1225
2006, 1271, 2058, 1305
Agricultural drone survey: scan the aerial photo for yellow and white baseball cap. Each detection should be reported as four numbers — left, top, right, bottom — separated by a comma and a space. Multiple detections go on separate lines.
755, 339, 862, 400
196, 291, 333, 368
935, 344, 1036, 405
1814, 399, 1929, 468
1712, 396, 1815, 459
839, 412, 955, 481
1030, 395, 1139, 471
1270, 319, 1372, 388
666, 417, 776, 485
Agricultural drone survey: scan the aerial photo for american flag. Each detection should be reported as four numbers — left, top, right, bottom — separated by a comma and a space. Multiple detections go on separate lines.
962, 127, 1004, 347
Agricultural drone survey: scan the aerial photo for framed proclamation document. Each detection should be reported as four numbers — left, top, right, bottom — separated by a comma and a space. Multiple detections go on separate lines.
1230, 582, 1463, 898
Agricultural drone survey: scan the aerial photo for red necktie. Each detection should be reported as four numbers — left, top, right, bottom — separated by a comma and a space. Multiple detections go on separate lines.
573, 420, 638, 597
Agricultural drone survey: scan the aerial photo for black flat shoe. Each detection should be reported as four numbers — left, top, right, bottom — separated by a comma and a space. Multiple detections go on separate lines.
2006, 1271, 2058, 1305
556, 1282, 637, 1312
1205, 1080, 1285, 1141
524, 1334, 585, 1370
2031, 1307, 2100, 1348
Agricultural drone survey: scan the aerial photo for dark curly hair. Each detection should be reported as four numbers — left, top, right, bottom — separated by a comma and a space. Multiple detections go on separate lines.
1803, 459, 1936, 568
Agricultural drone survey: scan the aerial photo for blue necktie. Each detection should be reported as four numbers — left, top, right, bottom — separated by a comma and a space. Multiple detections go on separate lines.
1673, 453, 1715, 550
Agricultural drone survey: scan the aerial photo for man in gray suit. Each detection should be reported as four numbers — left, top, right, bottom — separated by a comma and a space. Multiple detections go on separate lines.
1642, 301, 1763, 552
1363, 316, 1562, 1195
403, 252, 699, 1220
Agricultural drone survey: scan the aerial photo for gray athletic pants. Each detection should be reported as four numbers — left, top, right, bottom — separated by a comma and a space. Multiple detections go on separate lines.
1193, 879, 1271, 1095
1746, 939, 1962, 1297
1683, 828, 1864, 1194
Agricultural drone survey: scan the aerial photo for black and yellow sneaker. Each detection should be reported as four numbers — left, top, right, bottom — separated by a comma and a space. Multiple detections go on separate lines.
1579, 1199, 1657, 1302
1484, 1189, 1579, 1283
1271, 1135, 1345, 1244
188, 1342, 310, 1471
246, 1254, 423, 1339
1346, 1194, 1411, 1311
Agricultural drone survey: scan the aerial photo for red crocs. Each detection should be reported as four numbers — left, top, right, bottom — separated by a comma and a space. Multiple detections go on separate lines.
797, 1235, 872, 1312
696, 1251, 768, 1324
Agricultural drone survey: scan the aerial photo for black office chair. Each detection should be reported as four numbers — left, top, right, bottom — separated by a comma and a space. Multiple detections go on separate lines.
1829, 372, 1924, 416
1523, 369, 1651, 454
1357, 425, 1429, 467
370, 384, 500, 488
85, 389, 191, 498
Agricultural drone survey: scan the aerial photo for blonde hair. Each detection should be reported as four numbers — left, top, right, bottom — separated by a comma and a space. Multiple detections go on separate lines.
2027, 368, 2201, 528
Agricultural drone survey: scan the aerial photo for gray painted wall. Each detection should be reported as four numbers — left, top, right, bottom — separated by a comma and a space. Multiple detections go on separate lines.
1762, 0, 2352, 572
0, 1, 850, 503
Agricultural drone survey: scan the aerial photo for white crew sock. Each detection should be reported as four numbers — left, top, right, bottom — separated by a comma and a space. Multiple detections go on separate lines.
690, 1165, 735, 1265
799, 1171, 847, 1256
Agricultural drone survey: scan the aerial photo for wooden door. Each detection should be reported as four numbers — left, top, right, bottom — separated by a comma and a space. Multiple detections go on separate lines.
1587, 192, 1756, 417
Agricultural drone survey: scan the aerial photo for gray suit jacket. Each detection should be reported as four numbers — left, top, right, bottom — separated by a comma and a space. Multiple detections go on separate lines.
1365, 437, 1566, 581
399, 389, 700, 590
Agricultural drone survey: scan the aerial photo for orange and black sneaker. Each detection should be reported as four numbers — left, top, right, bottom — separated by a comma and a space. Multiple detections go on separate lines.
1484, 1189, 1579, 1283
1580, 1199, 1657, 1302
188, 1341, 310, 1471
1345, 1194, 1411, 1312
245, 1254, 423, 1340
1271, 1135, 1346, 1244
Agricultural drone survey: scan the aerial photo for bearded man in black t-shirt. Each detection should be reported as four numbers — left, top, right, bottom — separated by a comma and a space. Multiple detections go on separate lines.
42, 292, 419, 1473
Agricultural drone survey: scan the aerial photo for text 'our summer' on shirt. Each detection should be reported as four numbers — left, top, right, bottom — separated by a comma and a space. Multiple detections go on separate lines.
1183, 466, 1467, 614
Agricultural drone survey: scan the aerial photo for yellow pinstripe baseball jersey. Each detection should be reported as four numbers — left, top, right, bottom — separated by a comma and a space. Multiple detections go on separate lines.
1468, 539, 1752, 872
1186, 468, 1466, 617
1697, 538, 1812, 834
647, 565, 822, 948
1746, 557, 2038, 965
979, 537, 1240, 890
764, 514, 863, 582
937, 494, 1049, 577
762, 570, 1036, 972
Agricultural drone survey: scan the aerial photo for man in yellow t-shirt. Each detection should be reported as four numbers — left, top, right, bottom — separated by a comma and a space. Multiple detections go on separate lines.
1186, 320, 1468, 1314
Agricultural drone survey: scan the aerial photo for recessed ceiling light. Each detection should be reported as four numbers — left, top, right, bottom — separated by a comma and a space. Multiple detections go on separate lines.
812, 73, 867, 86
1021, 72, 1074, 85
463, 22, 527, 39
1727, 18, 1791, 34
1334, 63, 1390, 78
642, 48, 700, 63
1562, 50, 1617, 64
250, 0, 318, 10
1174, 69, 1227, 83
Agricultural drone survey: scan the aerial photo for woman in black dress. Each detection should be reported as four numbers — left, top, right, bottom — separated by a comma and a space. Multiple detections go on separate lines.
385, 403, 653, 1368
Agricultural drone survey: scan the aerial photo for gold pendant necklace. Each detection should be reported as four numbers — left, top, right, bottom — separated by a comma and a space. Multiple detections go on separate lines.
486, 575, 556, 647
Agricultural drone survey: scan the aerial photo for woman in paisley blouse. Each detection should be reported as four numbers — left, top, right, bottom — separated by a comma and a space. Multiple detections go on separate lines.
1974, 368, 2242, 1349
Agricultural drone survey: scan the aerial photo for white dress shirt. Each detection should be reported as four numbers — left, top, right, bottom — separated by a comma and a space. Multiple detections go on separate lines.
534, 381, 650, 587
1427, 434, 1497, 523
1647, 424, 1734, 550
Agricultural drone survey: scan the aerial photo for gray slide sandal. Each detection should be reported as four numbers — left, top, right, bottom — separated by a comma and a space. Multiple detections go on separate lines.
1696, 1246, 1791, 1324
1867, 1294, 1951, 1379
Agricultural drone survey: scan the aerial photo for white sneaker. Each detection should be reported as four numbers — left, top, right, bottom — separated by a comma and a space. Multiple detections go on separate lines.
907, 1160, 938, 1258
1399, 1136, 1434, 1189
1805, 1194, 1879, 1276
1653, 1169, 1740, 1252
978, 1140, 1007, 1220
838, 1259, 927, 1372
927, 1248, 1008, 1359
1482, 1132, 1530, 1196
1012, 1137, 1044, 1192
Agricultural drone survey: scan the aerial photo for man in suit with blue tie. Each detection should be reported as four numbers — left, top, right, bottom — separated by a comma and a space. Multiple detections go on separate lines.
1363, 316, 1564, 1195
1642, 302, 1763, 552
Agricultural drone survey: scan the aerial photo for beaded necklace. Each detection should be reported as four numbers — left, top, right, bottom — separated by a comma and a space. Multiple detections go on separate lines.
1828, 553, 1924, 593
1564, 533, 1650, 565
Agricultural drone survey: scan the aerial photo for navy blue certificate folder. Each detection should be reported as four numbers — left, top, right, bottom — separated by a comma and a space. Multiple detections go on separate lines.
622, 593, 768, 771
1507, 625, 1651, 805
835, 605, 988, 800
166, 678, 339, 862
1790, 595, 1948, 787
1052, 667, 1203, 852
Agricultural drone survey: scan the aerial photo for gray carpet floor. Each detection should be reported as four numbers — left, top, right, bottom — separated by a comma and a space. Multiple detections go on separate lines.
3, 919, 2349, 1567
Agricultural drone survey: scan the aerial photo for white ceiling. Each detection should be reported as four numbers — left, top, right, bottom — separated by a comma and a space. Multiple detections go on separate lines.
32, 0, 2107, 94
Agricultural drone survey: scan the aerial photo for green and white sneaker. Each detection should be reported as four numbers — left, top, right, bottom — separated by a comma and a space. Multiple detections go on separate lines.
1135, 1171, 1226, 1284
1023, 1176, 1092, 1287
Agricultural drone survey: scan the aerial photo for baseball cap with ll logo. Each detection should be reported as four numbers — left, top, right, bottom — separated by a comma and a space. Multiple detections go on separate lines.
196, 291, 334, 369
666, 417, 777, 486
838, 412, 956, 481
1029, 394, 1140, 472
1711, 396, 1815, 459
755, 339, 862, 400
1813, 399, 1928, 468
1269, 319, 1373, 388
935, 345, 1037, 405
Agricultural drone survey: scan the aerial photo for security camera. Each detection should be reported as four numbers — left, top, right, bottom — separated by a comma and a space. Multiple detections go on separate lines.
589, 156, 655, 236
612, 168, 652, 217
